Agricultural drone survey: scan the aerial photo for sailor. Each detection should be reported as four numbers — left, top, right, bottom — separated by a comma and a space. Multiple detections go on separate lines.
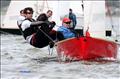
46, 10, 53, 21
69, 8, 77, 29
37, 13, 56, 38
57, 18, 75, 39
20, 7, 56, 48
45, 10, 61, 40
36, 10, 55, 34
37, 10, 64, 41
17, 9, 26, 31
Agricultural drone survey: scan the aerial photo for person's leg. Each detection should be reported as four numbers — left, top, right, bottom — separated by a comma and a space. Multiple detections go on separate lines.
30, 30, 50, 48
72, 22, 76, 29
49, 31, 64, 41
38, 23, 50, 33
56, 31, 65, 41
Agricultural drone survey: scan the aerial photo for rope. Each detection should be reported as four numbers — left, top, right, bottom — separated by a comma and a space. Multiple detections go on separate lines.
83, 1, 93, 35
38, 26, 55, 44
105, 1, 114, 28
81, 0, 84, 12
45, 0, 49, 10
40, 0, 50, 12
105, 1, 118, 41
38, 26, 57, 55
87, 1, 93, 29
81, 0, 84, 30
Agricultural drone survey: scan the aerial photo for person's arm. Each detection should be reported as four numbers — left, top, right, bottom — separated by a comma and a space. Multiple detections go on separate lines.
74, 14, 77, 25
49, 21, 56, 30
30, 21, 46, 27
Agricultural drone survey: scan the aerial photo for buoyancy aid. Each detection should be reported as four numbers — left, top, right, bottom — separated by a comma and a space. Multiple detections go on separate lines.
17, 16, 25, 35
17, 21, 24, 35
21, 18, 36, 39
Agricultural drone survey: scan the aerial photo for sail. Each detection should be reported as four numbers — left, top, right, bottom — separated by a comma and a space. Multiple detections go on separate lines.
1, 1, 83, 30
1, 1, 37, 29
84, 1, 106, 39
57, 1, 83, 28
48, 1, 83, 27
105, 0, 120, 42
84, 0, 120, 42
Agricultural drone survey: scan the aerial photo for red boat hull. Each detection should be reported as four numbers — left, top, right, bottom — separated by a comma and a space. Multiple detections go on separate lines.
56, 37, 118, 60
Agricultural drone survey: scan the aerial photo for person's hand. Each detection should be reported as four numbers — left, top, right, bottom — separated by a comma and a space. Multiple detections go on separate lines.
50, 21, 56, 26
49, 21, 56, 29
49, 30, 56, 34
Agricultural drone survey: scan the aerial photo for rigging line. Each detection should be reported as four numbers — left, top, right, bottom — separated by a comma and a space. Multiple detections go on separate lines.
42, 0, 49, 11
81, 0, 84, 29
38, 27, 55, 44
105, 1, 118, 40
84, 1, 93, 33
42, 0, 45, 12
35, 0, 40, 17
105, 1, 114, 28
39, 0, 46, 13
45, 0, 49, 10
81, 0, 84, 12
87, 1, 93, 28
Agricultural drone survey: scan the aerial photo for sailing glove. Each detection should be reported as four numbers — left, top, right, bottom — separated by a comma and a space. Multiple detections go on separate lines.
49, 21, 56, 29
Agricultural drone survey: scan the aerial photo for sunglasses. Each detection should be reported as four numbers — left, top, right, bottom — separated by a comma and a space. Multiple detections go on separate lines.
64, 22, 71, 24
26, 12, 33, 14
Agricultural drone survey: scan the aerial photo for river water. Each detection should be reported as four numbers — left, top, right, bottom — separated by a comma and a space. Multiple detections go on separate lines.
1, 33, 120, 79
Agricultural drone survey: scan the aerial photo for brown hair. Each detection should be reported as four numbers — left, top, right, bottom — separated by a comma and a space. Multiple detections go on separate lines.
37, 13, 48, 21
47, 10, 52, 13
24, 7, 34, 14
20, 9, 24, 14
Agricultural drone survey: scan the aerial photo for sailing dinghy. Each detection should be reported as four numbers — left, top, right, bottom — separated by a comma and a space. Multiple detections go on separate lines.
56, 1, 119, 61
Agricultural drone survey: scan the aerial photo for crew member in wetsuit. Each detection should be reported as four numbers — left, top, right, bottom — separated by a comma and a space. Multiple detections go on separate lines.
37, 10, 64, 42
20, 7, 56, 48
